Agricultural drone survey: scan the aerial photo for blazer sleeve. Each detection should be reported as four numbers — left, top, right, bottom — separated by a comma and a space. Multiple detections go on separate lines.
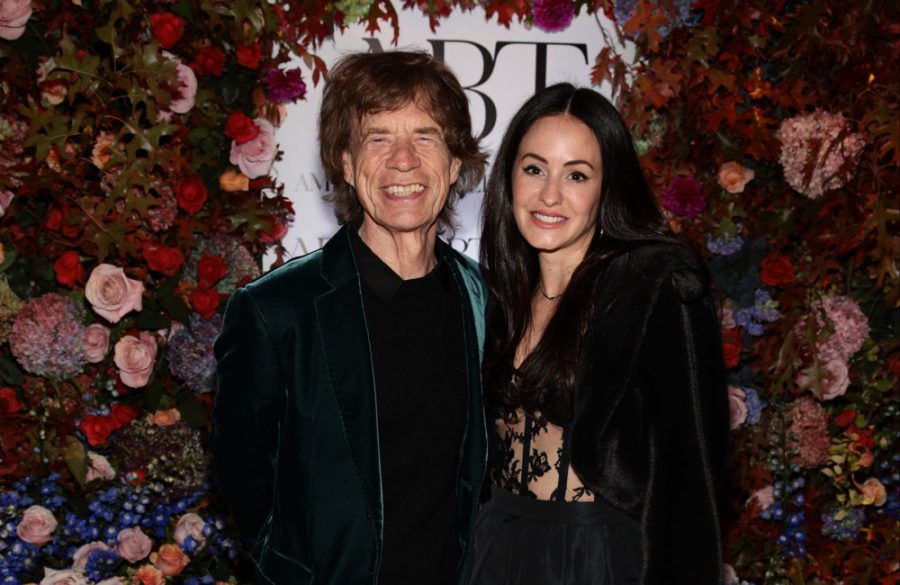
210, 287, 287, 544
638, 273, 729, 584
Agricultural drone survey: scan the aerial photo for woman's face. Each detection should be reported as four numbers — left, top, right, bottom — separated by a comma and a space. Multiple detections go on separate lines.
511, 115, 603, 263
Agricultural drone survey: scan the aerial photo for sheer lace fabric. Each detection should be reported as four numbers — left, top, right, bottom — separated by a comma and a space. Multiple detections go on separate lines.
488, 409, 594, 502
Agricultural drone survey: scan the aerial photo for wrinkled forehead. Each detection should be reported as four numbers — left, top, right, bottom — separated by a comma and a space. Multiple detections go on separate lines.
353, 93, 448, 136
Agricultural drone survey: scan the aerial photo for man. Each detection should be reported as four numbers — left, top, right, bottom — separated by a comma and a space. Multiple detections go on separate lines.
211, 51, 488, 585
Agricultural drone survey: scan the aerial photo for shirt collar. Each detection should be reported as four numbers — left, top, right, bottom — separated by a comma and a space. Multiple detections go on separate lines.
350, 226, 453, 304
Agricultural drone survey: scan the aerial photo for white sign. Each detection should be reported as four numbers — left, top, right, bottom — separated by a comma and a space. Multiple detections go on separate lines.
270, 7, 630, 266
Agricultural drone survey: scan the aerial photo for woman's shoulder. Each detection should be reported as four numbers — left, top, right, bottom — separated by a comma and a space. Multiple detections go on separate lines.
605, 241, 709, 303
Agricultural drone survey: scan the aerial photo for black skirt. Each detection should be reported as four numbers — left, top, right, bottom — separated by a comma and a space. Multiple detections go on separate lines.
464, 488, 642, 585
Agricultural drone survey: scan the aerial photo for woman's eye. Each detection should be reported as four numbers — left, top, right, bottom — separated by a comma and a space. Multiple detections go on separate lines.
570, 171, 589, 182
523, 165, 542, 176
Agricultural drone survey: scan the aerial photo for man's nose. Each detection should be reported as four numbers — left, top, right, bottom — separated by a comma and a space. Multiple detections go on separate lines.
386, 138, 421, 171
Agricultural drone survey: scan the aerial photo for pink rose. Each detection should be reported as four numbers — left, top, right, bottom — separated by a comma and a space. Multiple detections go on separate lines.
151, 543, 190, 576
72, 540, 109, 570
91, 132, 118, 170
85, 264, 144, 323
229, 118, 277, 179
728, 385, 748, 430
160, 52, 197, 116
797, 359, 850, 401
116, 526, 152, 563
16, 505, 57, 546
85, 451, 116, 482
174, 512, 206, 547
859, 477, 887, 506
0, 0, 32, 41
723, 564, 739, 585
38, 568, 88, 585
716, 161, 755, 194
114, 332, 158, 388
746, 485, 774, 513
83, 323, 111, 363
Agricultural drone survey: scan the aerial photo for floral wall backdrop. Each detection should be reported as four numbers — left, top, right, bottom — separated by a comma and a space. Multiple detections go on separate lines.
0, 0, 896, 584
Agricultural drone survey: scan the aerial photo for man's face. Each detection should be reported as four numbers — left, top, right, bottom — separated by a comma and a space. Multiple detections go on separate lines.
341, 102, 461, 239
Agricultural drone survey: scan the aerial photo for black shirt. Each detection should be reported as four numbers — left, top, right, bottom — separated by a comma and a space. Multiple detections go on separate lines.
351, 230, 468, 585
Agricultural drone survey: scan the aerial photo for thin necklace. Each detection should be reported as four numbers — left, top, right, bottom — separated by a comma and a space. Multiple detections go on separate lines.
538, 282, 561, 301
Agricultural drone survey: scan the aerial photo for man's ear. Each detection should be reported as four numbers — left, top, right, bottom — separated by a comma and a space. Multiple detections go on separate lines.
341, 151, 355, 187
449, 156, 462, 184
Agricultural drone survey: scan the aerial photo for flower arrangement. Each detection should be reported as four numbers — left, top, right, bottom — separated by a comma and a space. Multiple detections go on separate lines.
1, 0, 897, 583
592, 0, 898, 581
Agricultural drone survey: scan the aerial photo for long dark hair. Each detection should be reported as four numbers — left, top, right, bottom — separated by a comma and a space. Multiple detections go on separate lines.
480, 83, 677, 423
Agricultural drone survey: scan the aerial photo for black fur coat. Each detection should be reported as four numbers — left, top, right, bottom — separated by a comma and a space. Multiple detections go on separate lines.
570, 244, 729, 584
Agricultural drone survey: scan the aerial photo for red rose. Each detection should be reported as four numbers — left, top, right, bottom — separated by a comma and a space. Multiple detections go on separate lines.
175, 176, 208, 215
0, 387, 23, 415
54, 250, 84, 287
258, 220, 288, 244
149, 13, 185, 49
142, 242, 185, 276
126, 469, 147, 486
224, 112, 260, 144
196, 255, 227, 289
80, 415, 118, 447
61, 221, 83, 239
190, 46, 225, 77
760, 252, 795, 287
721, 327, 742, 368
190, 287, 220, 319
235, 42, 262, 69
834, 410, 857, 428
45, 208, 64, 230
110, 402, 139, 427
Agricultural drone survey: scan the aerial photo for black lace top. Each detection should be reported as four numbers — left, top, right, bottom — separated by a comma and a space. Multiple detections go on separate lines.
487, 409, 594, 502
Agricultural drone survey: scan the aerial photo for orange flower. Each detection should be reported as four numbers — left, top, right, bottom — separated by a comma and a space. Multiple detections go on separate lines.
218, 170, 250, 192
91, 132, 117, 169
134, 564, 164, 585
716, 161, 755, 194
859, 478, 886, 506
147, 408, 181, 427
151, 543, 190, 576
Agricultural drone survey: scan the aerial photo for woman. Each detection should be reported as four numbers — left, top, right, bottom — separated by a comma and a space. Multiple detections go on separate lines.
468, 83, 729, 584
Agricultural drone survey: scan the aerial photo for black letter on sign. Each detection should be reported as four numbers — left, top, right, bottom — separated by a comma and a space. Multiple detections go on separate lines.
494, 42, 589, 92
428, 39, 497, 140
362, 38, 385, 53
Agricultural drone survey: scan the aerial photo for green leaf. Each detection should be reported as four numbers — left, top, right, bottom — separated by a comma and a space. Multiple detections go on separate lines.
63, 436, 88, 487
0, 356, 24, 386
144, 379, 165, 411
135, 309, 172, 331
0, 248, 15, 273
157, 278, 191, 324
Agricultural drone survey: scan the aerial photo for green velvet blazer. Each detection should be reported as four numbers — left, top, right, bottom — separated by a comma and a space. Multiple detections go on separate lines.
211, 225, 488, 585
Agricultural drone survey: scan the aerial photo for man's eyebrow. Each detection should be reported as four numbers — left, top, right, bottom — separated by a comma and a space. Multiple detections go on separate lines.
361, 126, 442, 136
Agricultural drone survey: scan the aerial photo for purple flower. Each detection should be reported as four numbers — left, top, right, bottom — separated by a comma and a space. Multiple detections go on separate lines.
265, 68, 307, 104
9, 293, 87, 379
743, 387, 764, 425
167, 314, 220, 393
733, 289, 780, 336
660, 175, 706, 218
706, 233, 745, 256
532, 0, 575, 32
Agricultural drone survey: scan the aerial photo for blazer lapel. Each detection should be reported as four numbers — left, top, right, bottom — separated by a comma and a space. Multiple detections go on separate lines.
315, 227, 383, 536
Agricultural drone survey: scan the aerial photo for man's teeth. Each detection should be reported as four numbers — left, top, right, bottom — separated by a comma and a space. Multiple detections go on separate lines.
533, 212, 565, 223
385, 184, 425, 196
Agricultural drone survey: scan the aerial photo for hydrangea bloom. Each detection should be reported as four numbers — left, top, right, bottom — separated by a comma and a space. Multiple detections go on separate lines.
264, 68, 307, 104
10, 293, 87, 379
815, 295, 870, 362
776, 109, 865, 199
733, 289, 780, 336
783, 397, 831, 469
531, 0, 575, 32
660, 175, 706, 218
821, 506, 865, 541
167, 314, 220, 393
743, 387, 764, 425
707, 232, 745, 256
182, 235, 260, 295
